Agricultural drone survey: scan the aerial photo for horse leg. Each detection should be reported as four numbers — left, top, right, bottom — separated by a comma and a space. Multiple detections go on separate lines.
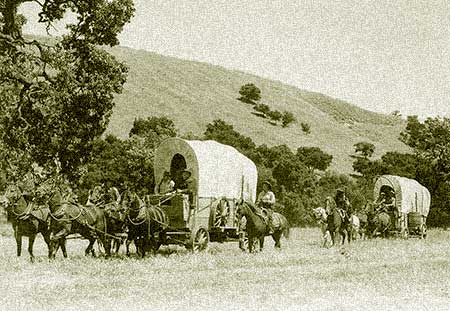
272, 232, 281, 249
28, 234, 36, 262
15, 230, 22, 257
85, 238, 96, 257
248, 236, 253, 253
103, 238, 112, 258
42, 231, 52, 259
60, 239, 68, 258
259, 236, 264, 251
126, 239, 132, 257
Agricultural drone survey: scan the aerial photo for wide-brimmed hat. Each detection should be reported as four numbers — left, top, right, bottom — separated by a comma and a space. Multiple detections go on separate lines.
182, 170, 192, 177
263, 181, 272, 190
336, 188, 345, 193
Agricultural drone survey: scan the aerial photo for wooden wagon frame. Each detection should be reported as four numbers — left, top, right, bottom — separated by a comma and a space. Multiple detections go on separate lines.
150, 138, 258, 250
373, 175, 431, 238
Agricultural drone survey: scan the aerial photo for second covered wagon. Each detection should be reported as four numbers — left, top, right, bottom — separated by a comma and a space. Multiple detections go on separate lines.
373, 175, 431, 238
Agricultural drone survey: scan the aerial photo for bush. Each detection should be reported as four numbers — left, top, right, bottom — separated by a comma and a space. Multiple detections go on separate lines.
281, 111, 296, 127
267, 110, 282, 122
301, 122, 311, 134
253, 104, 271, 117
238, 83, 261, 104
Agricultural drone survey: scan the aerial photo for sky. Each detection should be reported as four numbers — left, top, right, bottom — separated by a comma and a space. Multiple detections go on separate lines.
20, 0, 450, 117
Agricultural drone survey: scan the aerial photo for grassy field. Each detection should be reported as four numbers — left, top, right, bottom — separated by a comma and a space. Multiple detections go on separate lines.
1, 225, 449, 311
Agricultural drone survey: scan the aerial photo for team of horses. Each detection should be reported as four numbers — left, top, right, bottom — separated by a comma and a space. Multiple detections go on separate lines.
2, 187, 171, 261
312, 200, 393, 248
2, 187, 293, 261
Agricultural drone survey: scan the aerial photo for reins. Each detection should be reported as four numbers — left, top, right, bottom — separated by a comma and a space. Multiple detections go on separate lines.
10, 201, 33, 218
49, 203, 83, 222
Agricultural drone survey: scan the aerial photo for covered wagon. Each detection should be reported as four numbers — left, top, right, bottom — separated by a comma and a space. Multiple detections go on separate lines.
373, 175, 431, 238
152, 137, 258, 250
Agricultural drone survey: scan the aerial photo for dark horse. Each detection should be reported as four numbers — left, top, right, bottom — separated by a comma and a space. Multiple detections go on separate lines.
48, 190, 123, 258
370, 212, 391, 238
124, 192, 168, 257
237, 201, 289, 252
6, 194, 67, 261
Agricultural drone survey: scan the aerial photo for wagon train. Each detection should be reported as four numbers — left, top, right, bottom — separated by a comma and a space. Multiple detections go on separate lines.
373, 175, 430, 239
144, 137, 258, 251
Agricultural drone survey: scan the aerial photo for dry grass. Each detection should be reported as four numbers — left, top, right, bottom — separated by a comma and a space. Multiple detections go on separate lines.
1, 226, 449, 311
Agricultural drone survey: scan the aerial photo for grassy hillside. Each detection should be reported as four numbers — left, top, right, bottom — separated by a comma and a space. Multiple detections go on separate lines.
104, 46, 409, 173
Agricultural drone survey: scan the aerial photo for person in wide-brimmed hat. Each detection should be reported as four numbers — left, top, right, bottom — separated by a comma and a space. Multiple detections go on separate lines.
176, 169, 196, 206
257, 181, 275, 207
256, 180, 276, 233
334, 187, 350, 215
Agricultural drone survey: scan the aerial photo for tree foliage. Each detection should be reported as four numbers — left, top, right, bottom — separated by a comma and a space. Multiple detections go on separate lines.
296, 147, 332, 172
0, 0, 135, 183
281, 111, 296, 127
204, 119, 257, 159
129, 116, 177, 148
238, 83, 261, 104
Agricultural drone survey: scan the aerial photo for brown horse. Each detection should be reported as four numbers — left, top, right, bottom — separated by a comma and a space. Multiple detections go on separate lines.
6, 195, 67, 261
237, 201, 289, 252
48, 190, 119, 258
124, 193, 168, 257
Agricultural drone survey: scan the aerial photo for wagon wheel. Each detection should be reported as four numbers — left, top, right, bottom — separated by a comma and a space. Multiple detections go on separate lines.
187, 227, 209, 252
420, 224, 427, 239
213, 199, 230, 227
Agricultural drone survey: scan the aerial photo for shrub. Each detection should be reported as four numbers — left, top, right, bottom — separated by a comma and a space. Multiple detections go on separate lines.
253, 104, 271, 117
238, 83, 261, 104
281, 111, 296, 127
300, 122, 311, 134
267, 110, 282, 122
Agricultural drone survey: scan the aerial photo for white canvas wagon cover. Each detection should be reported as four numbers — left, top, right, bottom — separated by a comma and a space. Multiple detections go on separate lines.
154, 138, 258, 202
373, 175, 431, 216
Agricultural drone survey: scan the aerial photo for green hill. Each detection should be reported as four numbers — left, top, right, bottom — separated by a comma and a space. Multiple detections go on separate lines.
105, 46, 409, 173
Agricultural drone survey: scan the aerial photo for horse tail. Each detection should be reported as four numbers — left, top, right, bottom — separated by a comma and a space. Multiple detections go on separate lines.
283, 225, 290, 239
281, 215, 290, 239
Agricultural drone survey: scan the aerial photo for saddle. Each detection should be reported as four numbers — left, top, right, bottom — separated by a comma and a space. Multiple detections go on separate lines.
256, 208, 281, 229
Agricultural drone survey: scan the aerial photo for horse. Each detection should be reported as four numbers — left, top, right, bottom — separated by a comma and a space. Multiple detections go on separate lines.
48, 190, 119, 258
6, 194, 67, 262
236, 201, 289, 252
312, 207, 332, 248
370, 212, 391, 238
326, 206, 351, 246
124, 193, 168, 257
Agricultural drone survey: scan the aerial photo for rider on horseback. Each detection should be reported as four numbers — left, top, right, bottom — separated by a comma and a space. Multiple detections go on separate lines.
335, 188, 350, 220
256, 181, 276, 234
